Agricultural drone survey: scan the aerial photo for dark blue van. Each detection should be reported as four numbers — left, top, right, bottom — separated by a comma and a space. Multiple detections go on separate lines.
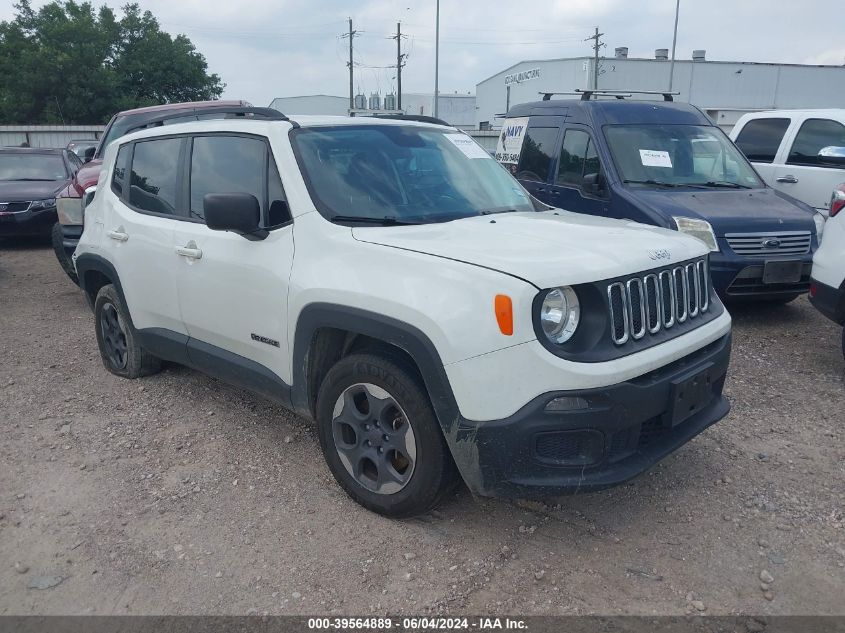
496, 93, 820, 301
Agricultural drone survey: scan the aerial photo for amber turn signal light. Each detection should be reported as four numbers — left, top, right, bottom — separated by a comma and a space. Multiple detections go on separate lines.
494, 294, 513, 336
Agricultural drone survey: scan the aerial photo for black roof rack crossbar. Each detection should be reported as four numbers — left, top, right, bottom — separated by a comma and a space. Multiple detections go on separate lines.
539, 91, 580, 101
575, 89, 679, 102
125, 106, 292, 135
368, 113, 452, 127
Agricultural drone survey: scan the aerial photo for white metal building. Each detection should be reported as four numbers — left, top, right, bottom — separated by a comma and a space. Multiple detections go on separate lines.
268, 93, 476, 129
476, 51, 845, 131
0, 125, 103, 148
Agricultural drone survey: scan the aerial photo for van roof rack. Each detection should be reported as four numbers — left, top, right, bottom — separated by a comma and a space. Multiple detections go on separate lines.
575, 89, 679, 102
539, 91, 581, 101
125, 106, 294, 135
368, 113, 452, 127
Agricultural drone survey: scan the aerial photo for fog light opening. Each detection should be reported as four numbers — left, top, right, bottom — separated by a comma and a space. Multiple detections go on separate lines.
544, 396, 589, 412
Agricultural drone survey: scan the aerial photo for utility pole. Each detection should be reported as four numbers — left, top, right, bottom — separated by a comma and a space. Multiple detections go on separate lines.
669, 0, 681, 91
585, 26, 605, 90
434, 0, 440, 117
342, 18, 357, 112
392, 22, 407, 110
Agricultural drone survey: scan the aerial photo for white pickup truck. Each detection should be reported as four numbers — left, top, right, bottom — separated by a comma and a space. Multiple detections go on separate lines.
731, 109, 845, 223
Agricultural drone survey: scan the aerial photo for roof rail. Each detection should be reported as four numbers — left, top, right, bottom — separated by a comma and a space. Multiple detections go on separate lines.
575, 89, 679, 102
368, 113, 452, 127
125, 106, 293, 135
539, 91, 580, 101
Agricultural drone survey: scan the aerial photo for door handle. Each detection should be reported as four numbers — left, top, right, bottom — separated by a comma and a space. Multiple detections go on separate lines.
107, 229, 129, 242
776, 175, 798, 184
175, 241, 203, 260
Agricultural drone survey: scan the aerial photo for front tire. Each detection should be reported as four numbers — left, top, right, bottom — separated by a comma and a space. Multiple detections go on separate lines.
316, 353, 457, 518
94, 284, 161, 378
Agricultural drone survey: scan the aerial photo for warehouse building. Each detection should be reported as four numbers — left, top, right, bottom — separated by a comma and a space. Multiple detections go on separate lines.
269, 92, 476, 129
475, 50, 845, 131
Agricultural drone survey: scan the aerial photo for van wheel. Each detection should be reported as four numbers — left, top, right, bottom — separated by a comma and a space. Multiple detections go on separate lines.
316, 353, 457, 518
51, 223, 79, 286
94, 284, 161, 378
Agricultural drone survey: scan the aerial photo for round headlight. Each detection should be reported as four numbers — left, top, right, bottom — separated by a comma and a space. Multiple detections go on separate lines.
540, 286, 580, 344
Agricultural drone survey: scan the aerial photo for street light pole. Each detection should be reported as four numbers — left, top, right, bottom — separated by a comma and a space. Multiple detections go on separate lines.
668, 0, 680, 91
434, 0, 440, 117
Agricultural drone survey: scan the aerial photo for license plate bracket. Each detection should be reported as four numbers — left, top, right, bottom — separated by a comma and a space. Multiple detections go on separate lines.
763, 260, 802, 285
667, 365, 714, 427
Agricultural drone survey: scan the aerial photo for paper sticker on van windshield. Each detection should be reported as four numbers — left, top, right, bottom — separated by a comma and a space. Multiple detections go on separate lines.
495, 117, 530, 164
445, 133, 492, 159
639, 149, 673, 168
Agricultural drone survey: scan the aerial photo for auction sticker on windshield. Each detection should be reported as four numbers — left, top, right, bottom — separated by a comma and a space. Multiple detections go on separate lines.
445, 133, 492, 159
495, 117, 529, 164
639, 149, 673, 168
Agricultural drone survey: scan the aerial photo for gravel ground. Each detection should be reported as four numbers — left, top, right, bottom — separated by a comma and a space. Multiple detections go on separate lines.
0, 241, 843, 616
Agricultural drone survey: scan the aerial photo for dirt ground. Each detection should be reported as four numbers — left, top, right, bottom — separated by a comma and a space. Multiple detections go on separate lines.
0, 241, 843, 617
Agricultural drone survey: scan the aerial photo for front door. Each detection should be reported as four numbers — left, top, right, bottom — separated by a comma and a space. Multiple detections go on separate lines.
547, 126, 612, 218
772, 117, 845, 213
172, 133, 294, 388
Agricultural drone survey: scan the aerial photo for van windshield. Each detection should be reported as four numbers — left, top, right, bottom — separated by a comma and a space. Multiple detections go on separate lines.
292, 125, 538, 224
604, 124, 763, 189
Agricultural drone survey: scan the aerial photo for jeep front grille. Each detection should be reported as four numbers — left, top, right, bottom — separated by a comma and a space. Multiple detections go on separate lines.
725, 231, 811, 257
607, 258, 711, 345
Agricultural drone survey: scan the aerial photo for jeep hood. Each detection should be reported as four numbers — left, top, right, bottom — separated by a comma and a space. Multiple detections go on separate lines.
352, 211, 707, 288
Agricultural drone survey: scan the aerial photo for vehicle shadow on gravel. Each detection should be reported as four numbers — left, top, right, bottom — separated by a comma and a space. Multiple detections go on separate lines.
0, 237, 51, 250
724, 299, 808, 327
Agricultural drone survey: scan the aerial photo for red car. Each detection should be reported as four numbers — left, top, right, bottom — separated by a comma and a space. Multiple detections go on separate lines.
53, 100, 251, 284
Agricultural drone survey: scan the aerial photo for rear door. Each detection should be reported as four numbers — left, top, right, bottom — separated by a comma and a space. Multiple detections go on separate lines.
105, 137, 184, 334
171, 133, 294, 388
772, 117, 845, 213
547, 126, 612, 218
733, 116, 792, 187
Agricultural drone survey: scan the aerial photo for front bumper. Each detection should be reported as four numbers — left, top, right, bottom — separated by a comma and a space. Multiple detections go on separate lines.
711, 240, 813, 299
449, 333, 731, 498
809, 279, 845, 325
60, 223, 83, 255
0, 207, 57, 237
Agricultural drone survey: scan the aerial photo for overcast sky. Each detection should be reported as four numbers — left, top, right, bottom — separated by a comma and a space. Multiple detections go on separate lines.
4, 0, 844, 106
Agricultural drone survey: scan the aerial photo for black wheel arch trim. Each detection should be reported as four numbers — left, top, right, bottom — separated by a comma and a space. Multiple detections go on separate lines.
291, 303, 461, 431
74, 253, 130, 316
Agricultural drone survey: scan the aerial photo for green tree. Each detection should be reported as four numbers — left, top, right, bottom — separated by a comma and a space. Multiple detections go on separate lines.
0, 1, 225, 124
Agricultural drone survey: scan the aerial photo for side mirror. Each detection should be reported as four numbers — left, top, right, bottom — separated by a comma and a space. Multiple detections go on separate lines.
83, 146, 96, 163
204, 193, 267, 240
818, 146, 845, 166
583, 172, 607, 195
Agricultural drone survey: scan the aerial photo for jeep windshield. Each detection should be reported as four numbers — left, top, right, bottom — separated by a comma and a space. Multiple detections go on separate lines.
292, 125, 538, 224
604, 124, 763, 190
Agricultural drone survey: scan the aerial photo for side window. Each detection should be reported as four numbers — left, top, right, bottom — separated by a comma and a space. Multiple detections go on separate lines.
111, 144, 130, 196
556, 130, 589, 187
734, 118, 790, 163
189, 135, 266, 222
787, 118, 845, 168
128, 138, 181, 215
516, 127, 558, 182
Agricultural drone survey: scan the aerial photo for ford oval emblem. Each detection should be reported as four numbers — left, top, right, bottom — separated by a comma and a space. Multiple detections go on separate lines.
762, 238, 781, 248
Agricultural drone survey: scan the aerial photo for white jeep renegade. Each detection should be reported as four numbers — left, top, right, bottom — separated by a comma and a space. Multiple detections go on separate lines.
73, 109, 733, 517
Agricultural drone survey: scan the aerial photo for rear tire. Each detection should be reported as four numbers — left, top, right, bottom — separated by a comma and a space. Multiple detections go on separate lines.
51, 222, 79, 286
94, 284, 161, 378
315, 353, 457, 518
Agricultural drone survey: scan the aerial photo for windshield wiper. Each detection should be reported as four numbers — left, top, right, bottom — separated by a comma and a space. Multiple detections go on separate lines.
330, 215, 420, 226
686, 181, 752, 189
479, 208, 519, 216
3, 177, 58, 182
623, 179, 680, 188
